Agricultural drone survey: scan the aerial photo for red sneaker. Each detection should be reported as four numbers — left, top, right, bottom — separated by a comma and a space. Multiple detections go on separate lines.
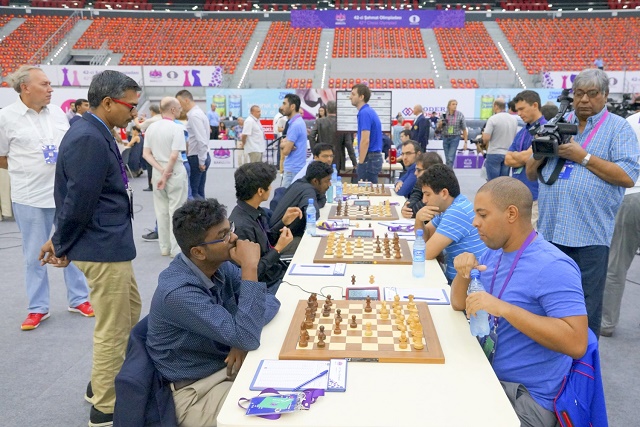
21, 313, 50, 330
68, 301, 95, 317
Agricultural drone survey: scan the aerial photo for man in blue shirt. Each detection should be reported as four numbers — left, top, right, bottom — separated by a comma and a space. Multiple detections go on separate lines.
280, 93, 308, 188
207, 103, 220, 140
414, 164, 486, 283
525, 69, 640, 337
505, 90, 547, 229
350, 84, 383, 183
146, 198, 280, 426
451, 177, 588, 427
395, 140, 421, 197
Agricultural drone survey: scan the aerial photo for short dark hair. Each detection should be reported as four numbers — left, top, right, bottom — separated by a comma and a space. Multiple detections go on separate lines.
416, 152, 443, 170
312, 143, 334, 158
175, 89, 194, 101
132, 126, 141, 133
401, 140, 421, 154
416, 164, 460, 198
173, 199, 227, 256
284, 93, 301, 112
234, 162, 277, 201
513, 90, 541, 110
88, 71, 141, 109
74, 98, 88, 109
306, 161, 333, 182
351, 84, 371, 103
400, 129, 412, 138
507, 100, 517, 113
541, 104, 559, 121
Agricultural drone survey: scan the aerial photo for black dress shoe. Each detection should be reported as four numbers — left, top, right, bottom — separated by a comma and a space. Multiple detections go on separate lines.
84, 381, 93, 403
143, 186, 153, 191
89, 405, 113, 427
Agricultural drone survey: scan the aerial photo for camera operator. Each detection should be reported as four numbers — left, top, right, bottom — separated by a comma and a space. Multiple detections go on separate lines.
525, 69, 640, 337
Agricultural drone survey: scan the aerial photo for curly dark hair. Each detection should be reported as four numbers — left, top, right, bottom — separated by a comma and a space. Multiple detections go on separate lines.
416, 164, 460, 198
234, 162, 277, 201
173, 199, 227, 256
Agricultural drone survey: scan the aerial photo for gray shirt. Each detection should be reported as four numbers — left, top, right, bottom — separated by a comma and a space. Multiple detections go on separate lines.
186, 107, 210, 165
485, 112, 518, 155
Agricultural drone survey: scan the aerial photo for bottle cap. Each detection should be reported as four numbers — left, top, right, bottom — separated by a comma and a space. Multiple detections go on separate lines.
337, 176, 342, 182
308, 198, 314, 205
416, 229, 424, 237
470, 269, 480, 279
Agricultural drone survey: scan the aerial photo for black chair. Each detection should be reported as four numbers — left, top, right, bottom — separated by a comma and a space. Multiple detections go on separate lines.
120, 147, 134, 178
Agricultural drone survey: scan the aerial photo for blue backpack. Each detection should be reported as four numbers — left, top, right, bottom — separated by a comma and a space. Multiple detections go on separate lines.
554, 329, 608, 427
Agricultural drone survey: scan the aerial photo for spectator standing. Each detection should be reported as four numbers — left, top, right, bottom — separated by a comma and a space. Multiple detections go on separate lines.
69, 98, 90, 126
350, 84, 383, 183
241, 105, 266, 163
280, 93, 308, 188
207, 103, 220, 140
308, 100, 356, 172
0, 65, 92, 331
176, 90, 210, 199
411, 104, 430, 152
525, 69, 640, 337
438, 99, 468, 167
482, 99, 519, 180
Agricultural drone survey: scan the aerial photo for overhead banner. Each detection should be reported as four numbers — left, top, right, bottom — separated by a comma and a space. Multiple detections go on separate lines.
291, 10, 464, 29
541, 70, 640, 93
142, 66, 223, 87
39, 65, 143, 87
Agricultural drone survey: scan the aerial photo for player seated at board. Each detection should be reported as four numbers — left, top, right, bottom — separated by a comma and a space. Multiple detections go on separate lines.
451, 177, 588, 427
414, 164, 486, 284
394, 140, 422, 197
293, 143, 335, 182
401, 152, 444, 219
146, 199, 280, 427
269, 161, 333, 253
229, 162, 302, 294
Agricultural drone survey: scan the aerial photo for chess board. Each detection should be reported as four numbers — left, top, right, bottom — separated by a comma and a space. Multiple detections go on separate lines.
313, 235, 413, 265
279, 300, 445, 364
328, 204, 399, 221
341, 184, 392, 197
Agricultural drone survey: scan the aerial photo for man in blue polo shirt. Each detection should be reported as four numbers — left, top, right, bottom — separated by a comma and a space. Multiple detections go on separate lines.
505, 90, 546, 229
350, 84, 383, 183
280, 93, 308, 188
414, 164, 486, 283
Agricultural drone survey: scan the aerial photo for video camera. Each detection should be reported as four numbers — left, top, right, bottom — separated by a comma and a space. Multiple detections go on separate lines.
529, 89, 578, 160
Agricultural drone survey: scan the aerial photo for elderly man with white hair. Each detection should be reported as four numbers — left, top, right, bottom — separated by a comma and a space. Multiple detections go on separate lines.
0, 65, 92, 331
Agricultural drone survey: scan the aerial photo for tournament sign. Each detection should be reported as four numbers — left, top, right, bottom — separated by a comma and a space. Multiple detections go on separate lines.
336, 90, 392, 133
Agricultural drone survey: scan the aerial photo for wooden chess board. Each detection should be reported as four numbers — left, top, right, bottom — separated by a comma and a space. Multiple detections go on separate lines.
341, 184, 392, 197
328, 204, 399, 221
313, 235, 413, 265
279, 300, 445, 364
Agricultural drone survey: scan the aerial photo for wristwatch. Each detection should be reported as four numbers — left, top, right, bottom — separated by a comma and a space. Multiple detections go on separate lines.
581, 153, 592, 167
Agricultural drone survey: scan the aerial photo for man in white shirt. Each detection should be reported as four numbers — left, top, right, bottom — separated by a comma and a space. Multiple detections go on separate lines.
176, 90, 210, 199
242, 105, 266, 163
0, 65, 92, 330
482, 99, 519, 181
143, 97, 189, 258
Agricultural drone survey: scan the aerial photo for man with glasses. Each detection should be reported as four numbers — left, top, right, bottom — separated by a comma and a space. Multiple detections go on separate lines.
147, 198, 280, 426
526, 68, 640, 337
40, 70, 142, 427
394, 140, 422, 197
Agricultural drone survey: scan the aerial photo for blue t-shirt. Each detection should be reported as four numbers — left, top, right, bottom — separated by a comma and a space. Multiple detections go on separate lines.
283, 114, 308, 174
397, 163, 417, 198
207, 110, 220, 127
508, 117, 546, 200
478, 237, 587, 411
357, 104, 383, 153
430, 194, 486, 281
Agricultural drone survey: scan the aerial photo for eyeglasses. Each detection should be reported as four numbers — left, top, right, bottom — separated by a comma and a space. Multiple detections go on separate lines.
573, 90, 600, 100
197, 222, 235, 246
111, 98, 138, 113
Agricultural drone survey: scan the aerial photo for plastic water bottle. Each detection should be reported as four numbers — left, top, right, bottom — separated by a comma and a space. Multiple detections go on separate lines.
412, 229, 426, 278
327, 164, 338, 203
335, 176, 343, 201
468, 269, 490, 338
305, 198, 317, 236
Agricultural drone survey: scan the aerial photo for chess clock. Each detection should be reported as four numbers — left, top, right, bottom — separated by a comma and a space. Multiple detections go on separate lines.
353, 199, 371, 207
351, 229, 375, 238
345, 287, 381, 300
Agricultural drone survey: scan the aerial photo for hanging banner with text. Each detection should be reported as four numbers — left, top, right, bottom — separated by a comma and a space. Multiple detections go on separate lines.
142, 66, 224, 87
39, 65, 143, 87
290, 10, 464, 29
541, 70, 640, 93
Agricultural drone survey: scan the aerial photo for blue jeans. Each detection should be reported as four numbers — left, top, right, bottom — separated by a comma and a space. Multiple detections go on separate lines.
187, 153, 210, 200
485, 154, 510, 181
12, 203, 89, 313
183, 159, 193, 200
356, 152, 384, 183
552, 243, 609, 337
442, 136, 460, 168
281, 171, 295, 188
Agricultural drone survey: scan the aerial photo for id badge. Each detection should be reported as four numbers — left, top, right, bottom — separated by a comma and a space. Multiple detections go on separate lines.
480, 323, 498, 364
513, 167, 523, 176
128, 187, 134, 220
42, 144, 58, 164
447, 125, 454, 134
558, 161, 574, 179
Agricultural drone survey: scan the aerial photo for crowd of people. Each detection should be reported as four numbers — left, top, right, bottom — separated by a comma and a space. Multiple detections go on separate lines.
0, 65, 638, 427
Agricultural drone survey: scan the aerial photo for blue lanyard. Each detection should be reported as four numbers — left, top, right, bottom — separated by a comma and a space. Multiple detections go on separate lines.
90, 113, 130, 190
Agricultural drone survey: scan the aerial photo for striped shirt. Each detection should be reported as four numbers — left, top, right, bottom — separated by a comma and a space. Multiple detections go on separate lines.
431, 194, 487, 281
538, 106, 640, 247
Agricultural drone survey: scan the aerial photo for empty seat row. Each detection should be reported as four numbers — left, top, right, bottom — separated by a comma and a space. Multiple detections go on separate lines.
253, 22, 321, 71
328, 77, 436, 89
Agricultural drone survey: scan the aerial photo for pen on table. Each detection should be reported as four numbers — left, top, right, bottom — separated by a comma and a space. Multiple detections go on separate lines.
403, 296, 440, 301
300, 265, 332, 268
292, 370, 329, 391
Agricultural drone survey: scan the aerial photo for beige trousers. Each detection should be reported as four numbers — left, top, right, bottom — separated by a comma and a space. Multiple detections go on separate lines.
247, 152, 263, 163
152, 163, 188, 256
172, 368, 233, 427
531, 200, 539, 230
0, 168, 12, 218
74, 260, 141, 414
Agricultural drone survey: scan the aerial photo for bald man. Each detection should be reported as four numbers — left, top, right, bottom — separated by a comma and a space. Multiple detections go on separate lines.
143, 97, 189, 257
411, 104, 429, 152
451, 177, 588, 427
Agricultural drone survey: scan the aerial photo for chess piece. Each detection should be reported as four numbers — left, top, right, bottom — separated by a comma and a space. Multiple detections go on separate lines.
376, 243, 381, 253
304, 308, 314, 329
356, 237, 363, 248
322, 303, 331, 317
394, 251, 402, 259
365, 296, 372, 313
326, 294, 333, 306
350, 315, 357, 328
335, 308, 342, 323
311, 293, 318, 310
369, 275, 375, 284
299, 332, 308, 347
364, 322, 373, 336
384, 249, 391, 258
307, 301, 316, 320
334, 318, 342, 334
345, 242, 353, 255
399, 331, 408, 349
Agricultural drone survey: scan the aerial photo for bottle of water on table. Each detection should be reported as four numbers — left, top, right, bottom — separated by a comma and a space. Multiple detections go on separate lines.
412, 229, 425, 278
305, 198, 317, 236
